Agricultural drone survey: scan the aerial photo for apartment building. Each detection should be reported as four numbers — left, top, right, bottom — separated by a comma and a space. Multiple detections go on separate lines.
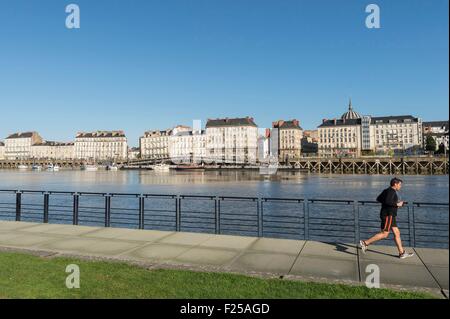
0, 142, 4, 160
205, 117, 258, 164
272, 119, 303, 163
140, 125, 190, 160
4, 131, 43, 160
168, 129, 207, 164
318, 101, 422, 156
31, 142, 74, 160
74, 131, 127, 161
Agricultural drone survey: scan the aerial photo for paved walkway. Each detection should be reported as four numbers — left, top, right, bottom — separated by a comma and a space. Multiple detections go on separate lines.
0, 221, 448, 297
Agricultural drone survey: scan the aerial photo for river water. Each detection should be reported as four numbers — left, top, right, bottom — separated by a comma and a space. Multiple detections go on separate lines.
0, 169, 448, 248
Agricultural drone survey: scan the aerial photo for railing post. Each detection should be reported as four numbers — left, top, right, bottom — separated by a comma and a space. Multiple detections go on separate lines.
175, 195, 181, 232
138, 195, 145, 230
304, 199, 309, 240
72, 193, 79, 225
257, 198, 263, 237
408, 203, 415, 247
43, 192, 49, 223
104, 194, 111, 227
15, 191, 22, 222
354, 200, 360, 244
214, 196, 220, 234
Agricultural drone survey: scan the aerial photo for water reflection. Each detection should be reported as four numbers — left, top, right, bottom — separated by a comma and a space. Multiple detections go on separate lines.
0, 169, 448, 203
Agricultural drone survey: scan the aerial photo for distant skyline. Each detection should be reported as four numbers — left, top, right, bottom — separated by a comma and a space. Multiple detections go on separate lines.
0, 0, 448, 146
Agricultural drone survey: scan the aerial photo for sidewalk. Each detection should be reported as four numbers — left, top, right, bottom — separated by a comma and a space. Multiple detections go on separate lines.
0, 220, 448, 297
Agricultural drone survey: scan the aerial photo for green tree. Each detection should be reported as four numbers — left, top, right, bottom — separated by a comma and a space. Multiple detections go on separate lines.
425, 134, 437, 152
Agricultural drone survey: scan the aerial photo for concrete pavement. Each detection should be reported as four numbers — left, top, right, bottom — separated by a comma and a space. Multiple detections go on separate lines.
0, 221, 448, 297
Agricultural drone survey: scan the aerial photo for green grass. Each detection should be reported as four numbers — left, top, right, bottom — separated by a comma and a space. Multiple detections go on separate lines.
0, 251, 437, 299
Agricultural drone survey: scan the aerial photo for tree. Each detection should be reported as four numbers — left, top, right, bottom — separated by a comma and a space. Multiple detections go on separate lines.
425, 134, 437, 152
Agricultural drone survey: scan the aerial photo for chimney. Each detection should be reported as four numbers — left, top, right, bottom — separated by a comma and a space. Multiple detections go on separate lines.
333, 118, 337, 125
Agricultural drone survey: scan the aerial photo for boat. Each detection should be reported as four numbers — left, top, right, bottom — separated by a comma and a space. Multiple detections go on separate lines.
17, 164, 28, 170
153, 163, 170, 172
31, 164, 42, 171
81, 164, 98, 171
47, 164, 60, 171
106, 163, 119, 171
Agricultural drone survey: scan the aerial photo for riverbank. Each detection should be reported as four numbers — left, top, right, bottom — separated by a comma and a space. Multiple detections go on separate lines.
0, 221, 447, 298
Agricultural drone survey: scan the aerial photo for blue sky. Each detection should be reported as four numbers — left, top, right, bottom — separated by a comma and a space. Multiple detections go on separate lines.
0, 0, 448, 146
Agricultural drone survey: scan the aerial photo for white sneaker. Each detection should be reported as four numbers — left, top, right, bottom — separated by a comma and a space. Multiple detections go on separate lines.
359, 240, 368, 254
399, 251, 414, 259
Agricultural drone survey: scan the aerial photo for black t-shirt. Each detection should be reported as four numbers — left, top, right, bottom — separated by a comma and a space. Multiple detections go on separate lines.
376, 187, 399, 216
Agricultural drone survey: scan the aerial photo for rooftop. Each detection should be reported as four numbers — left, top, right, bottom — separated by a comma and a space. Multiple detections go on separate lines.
33, 141, 74, 146
340, 99, 361, 120
272, 119, 303, 130
206, 117, 257, 128
6, 131, 39, 139
423, 121, 449, 130
76, 131, 126, 138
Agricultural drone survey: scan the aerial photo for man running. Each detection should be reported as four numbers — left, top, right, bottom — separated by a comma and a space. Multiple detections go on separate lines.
359, 177, 414, 259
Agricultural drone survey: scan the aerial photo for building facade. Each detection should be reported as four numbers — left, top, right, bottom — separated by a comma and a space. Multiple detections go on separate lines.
74, 131, 127, 161
318, 101, 423, 156
205, 117, 258, 164
4, 132, 43, 160
0, 142, 4, 160
257, 129, 271, 161
127, 147, 140, 160
168, 130, 207, 164
139, 125, 190, 160
140, 129, 171, 160
272, 120, 303, 163
30, 142, 74, 160
423, 121, 449, 151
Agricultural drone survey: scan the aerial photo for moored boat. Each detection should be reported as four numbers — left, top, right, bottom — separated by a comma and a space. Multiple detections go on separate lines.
81, 164, 98, 171
153, 163, 170, 172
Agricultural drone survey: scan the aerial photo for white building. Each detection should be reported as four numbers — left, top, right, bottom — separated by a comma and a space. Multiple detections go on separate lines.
140, 125, 190, 160
168, 129, 207, 164
74, 131, 127, 161
0, 142, 4, 160
127, 147, 140, 160
257, 129, 271, 161
31, 142, 74, 160
4, 131, 43, 160
205, 117, 258, 164
318, 101, 423, 156
423, 121, 449, 151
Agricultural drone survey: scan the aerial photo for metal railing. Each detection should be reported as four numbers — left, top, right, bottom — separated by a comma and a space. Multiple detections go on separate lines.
0, 189, 448, 248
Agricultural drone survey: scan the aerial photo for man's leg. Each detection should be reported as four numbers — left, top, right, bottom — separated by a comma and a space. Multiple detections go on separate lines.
364, 230, 390, 246
363, 215, 392, 246
392, 227, 404, 255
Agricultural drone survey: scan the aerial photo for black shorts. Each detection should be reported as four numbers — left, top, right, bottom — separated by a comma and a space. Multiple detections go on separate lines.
380, 214, 397, 232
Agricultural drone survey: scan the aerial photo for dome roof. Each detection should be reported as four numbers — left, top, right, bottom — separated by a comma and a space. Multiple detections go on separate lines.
341, 99, 361, 120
